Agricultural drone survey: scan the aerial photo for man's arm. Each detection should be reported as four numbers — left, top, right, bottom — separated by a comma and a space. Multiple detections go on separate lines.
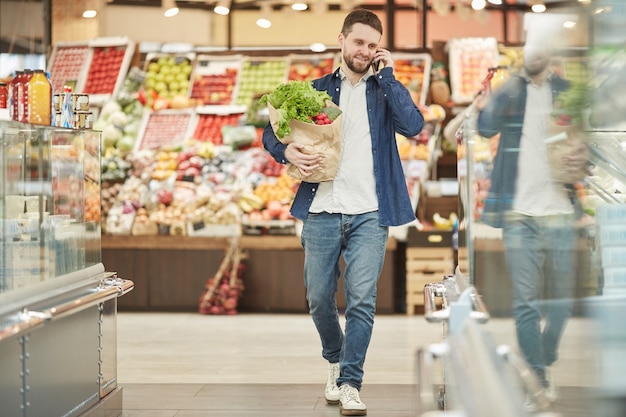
375, 67, 424, 137
261, 122, 289, 165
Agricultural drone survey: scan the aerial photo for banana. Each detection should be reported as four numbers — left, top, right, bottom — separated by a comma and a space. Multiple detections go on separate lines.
238, 199, 253, 213
240, 193, 265, 210
433, 212, 452, 230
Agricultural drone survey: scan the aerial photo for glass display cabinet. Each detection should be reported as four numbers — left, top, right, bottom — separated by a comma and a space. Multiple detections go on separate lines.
455, 42, 626, 415
0, 120, 133, 417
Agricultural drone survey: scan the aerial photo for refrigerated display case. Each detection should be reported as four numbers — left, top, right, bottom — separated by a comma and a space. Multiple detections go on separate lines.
0, 120, 133, 417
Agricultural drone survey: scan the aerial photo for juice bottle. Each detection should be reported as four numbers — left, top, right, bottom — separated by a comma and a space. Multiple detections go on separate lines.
18, 69, 33, 123
0, 83, 7, 109
28, 69, 52, 125
9, 70, 23, 120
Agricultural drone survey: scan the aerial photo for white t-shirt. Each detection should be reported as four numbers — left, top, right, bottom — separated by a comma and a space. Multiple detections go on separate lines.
309, 68, 378, 215
512, 80, 573, 216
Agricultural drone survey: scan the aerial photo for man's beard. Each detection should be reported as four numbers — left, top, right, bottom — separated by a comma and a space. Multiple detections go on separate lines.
524, 59, 549, 76
344, 53, 371, 75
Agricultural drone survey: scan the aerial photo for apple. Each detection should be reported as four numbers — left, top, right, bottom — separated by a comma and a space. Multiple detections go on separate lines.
157, 189, 173, 205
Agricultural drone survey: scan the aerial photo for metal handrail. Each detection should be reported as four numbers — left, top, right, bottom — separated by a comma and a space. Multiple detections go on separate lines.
0, 276, 134, 343
423, 269, 490, 324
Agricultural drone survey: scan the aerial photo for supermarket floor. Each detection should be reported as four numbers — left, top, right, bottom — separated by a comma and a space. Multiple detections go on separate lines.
116, 312, 599, 417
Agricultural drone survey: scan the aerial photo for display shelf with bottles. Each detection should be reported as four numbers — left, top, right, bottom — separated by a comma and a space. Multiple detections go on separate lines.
0, 120, 133, 417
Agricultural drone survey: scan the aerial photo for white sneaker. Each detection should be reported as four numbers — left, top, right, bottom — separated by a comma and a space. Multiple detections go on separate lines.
544, 367, 558, 401
325, 362, 340, 404
524, 387, 558, 412
339, 384, 367, 416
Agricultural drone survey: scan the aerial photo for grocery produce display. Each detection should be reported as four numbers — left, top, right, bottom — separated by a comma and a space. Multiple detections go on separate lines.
192, 111, 244, 145
99, 137, 298, 237
77, 50, 465, 238
48, 44, 89, 93
47, 38, 134, 103
135, 110, 194, 151
235, 58, 289, 107
393, 53, 431, 106
287, 54, 336, 81
144, 53, 194, 104
448, 37, 499, 103
190, 56, 241, 105
83, 46, 128, 95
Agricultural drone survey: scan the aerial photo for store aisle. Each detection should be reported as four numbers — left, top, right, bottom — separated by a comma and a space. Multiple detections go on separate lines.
117, 313, 596, 417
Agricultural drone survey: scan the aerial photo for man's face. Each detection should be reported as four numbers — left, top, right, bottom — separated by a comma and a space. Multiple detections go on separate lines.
524, 45, 551, 76
339, 23, 382, 75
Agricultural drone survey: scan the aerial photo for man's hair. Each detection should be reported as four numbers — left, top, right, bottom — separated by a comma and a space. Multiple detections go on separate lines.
341, 9, 383, 37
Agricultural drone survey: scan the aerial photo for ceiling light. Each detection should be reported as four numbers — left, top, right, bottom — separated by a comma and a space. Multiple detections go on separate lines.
471, 0, 486, 11
563, 20, 577, 29
82, 0, 98, 18
163, 0, 179, 17
594, 6, 612, 14
310, 43, 327, 52
214, 0, 230, 15
257, 2, 272, 28
292, 3, 308, 11
487, 0, 502, 4
256, 18, 271, 28
531, 3, 546, 13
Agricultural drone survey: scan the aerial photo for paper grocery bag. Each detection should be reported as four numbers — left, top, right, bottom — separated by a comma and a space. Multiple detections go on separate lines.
545, 122, 589, 184
268, 101, 342, 182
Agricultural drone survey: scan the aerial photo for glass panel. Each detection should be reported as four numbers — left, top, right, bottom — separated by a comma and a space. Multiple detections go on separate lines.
0, 121, 101, 294
455, 4, 626, 415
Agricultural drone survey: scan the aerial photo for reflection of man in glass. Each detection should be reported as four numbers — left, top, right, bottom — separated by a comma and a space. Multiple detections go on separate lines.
476, 42, 582, 410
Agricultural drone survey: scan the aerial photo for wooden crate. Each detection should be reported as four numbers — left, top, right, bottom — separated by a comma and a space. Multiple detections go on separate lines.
406, 247, 453, 315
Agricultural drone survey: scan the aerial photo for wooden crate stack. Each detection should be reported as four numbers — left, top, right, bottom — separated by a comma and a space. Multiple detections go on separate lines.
406, 247, 453, 315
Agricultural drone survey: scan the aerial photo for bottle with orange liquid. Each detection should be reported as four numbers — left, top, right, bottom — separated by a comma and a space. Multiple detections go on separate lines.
28, 69, 52, 125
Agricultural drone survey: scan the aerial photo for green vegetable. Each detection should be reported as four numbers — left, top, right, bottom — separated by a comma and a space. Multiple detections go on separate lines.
260, 80, 332, 138
321, 106, 342, 121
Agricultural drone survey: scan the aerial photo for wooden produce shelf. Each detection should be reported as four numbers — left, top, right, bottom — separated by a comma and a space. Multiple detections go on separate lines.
101, 235, 398, 313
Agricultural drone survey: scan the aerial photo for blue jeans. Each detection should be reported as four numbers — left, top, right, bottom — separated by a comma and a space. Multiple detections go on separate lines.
502, 213, 576, 386
300, 211, 388, 390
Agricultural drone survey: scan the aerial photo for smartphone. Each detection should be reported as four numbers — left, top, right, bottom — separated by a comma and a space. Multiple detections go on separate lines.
371, 60, 382, 73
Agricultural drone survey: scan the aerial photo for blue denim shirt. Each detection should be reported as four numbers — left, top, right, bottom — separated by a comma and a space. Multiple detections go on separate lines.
262, 67, 424, 227
476, 74, 572, 228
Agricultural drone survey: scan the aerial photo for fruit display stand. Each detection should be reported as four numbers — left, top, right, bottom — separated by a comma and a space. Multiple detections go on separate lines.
189, 54, 243, 105
101, 234, 399, 314
287, 53, 338, 81
392, 52, 431, 107
191, 104, 247, 145
47, 37, 135, 110
47, 41, 90, 93
234, 56, 290, 107
448, 37, 500, 104
143, 52, 195, 108
133, 108, 195, 151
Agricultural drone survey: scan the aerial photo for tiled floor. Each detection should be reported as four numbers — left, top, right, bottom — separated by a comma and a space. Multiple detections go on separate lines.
116, 313, 599, 416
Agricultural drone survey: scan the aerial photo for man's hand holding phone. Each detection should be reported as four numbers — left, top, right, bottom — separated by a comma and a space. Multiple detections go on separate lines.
371, 48, 393, 74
